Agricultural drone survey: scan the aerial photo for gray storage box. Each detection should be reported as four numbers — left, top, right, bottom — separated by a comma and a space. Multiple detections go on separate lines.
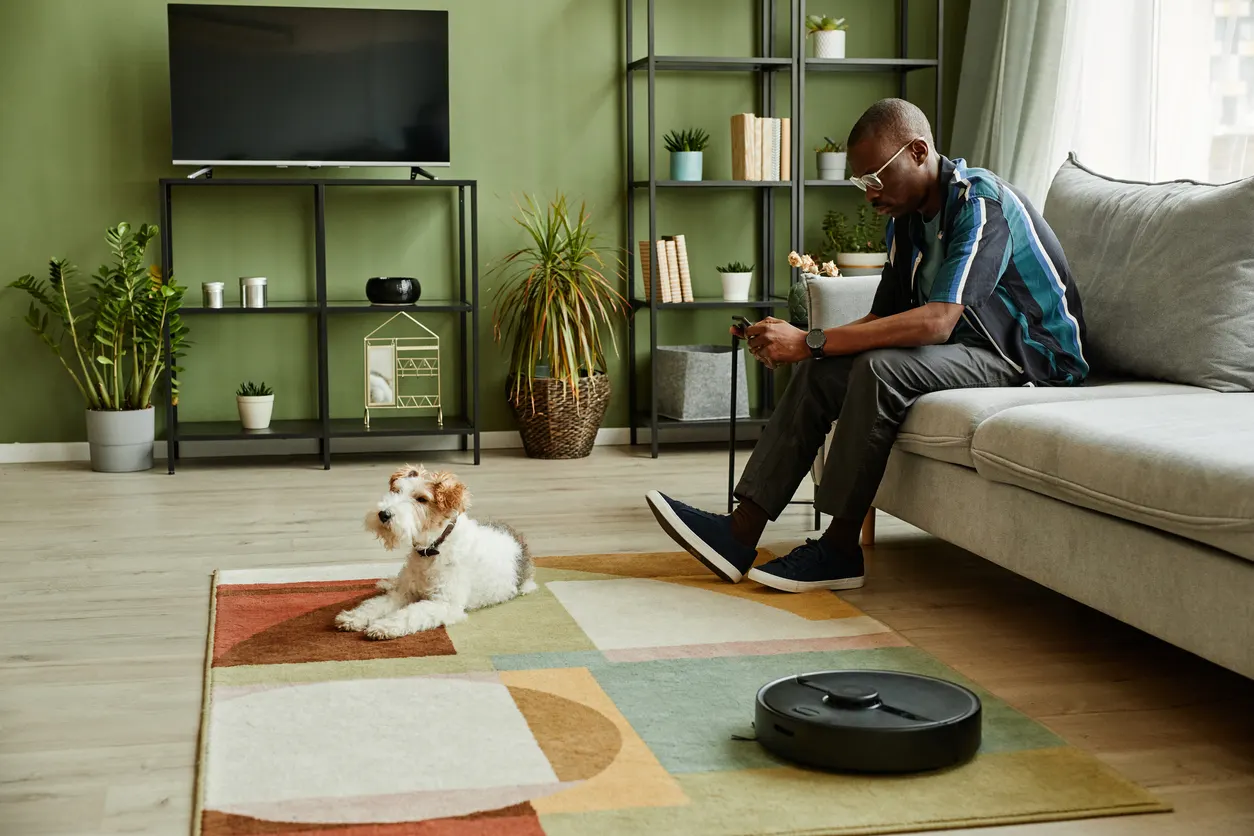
656, 344, 750, 421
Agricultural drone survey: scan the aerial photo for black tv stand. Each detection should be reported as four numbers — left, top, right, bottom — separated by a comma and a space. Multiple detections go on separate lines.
410, 166, 438, 181
158, 174, 481, 473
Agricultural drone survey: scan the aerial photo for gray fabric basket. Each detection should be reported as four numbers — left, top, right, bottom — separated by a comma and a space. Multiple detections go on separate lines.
655, 344, 750, 421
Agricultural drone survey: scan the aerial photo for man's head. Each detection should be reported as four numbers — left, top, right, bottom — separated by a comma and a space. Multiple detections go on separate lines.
846, 98, 937, 219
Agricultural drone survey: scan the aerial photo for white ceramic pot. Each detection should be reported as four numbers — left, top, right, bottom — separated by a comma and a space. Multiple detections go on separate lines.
814, 29, 846, 59
719, 271, 752, 302
237, 394, 275, 430
837, 252, 889, 276
817, 151, 847, 180
85, 407, 154, 472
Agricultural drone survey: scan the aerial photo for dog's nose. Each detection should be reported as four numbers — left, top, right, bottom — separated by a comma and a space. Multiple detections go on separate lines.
378, 509, 393, 523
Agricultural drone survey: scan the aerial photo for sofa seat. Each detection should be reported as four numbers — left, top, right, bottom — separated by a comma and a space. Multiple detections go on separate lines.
970, 394, 1254, 562
896, 380, 1208, 468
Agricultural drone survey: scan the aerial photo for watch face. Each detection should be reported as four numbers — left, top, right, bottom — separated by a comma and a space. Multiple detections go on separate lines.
806, 329, 825, 349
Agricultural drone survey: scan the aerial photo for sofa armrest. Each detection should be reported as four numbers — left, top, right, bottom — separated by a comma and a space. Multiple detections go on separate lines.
805, 275, 880, 330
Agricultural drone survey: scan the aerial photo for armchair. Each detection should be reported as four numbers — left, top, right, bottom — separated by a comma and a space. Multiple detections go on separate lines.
802, 274, 881, 543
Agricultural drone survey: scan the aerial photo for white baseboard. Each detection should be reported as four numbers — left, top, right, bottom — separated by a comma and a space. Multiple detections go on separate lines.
0, 442, 91, 464
0, 423, 760, 465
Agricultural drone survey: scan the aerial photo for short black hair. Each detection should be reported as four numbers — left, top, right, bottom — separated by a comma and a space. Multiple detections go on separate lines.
847, 98, 935, 150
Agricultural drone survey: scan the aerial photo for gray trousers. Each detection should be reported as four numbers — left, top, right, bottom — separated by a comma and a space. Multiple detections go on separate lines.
734, 344, 1021, 525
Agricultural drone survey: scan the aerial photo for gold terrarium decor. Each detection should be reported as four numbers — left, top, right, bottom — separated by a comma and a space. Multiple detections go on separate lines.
363, 311, 442, 427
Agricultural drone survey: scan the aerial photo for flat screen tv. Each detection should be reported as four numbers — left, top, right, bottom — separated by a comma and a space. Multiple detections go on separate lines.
167, 4, 450, 169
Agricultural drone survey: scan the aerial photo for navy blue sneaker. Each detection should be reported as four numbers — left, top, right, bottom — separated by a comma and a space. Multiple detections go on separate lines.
645, 490, 758, 583
746, 538, 865, 593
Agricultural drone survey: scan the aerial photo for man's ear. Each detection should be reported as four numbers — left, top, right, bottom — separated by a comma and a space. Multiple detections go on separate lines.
909, 138, 930, 165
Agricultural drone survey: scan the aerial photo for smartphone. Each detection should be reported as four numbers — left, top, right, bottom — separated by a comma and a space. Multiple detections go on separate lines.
731, 315, 752, 337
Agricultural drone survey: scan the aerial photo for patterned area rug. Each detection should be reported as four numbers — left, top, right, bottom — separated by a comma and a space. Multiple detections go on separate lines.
194, 550, 1169, 836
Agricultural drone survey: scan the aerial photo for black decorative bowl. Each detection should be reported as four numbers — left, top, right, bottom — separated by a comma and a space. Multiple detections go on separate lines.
365, 276, 421, 305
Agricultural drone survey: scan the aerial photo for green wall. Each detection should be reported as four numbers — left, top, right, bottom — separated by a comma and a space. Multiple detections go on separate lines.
0, 0, 967, 444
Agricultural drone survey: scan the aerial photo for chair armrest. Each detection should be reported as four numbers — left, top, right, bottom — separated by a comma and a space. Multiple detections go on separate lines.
804, 275, 880, 330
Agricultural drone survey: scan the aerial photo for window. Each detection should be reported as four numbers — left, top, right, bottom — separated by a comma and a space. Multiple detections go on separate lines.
1053, 0, 1254, 183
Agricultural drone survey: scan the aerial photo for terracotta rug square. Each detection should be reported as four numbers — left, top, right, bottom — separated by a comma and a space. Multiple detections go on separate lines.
194, 551, 1169, 835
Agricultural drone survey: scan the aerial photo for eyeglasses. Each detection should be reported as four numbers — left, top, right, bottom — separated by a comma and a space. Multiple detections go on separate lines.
849, 137, 924, 191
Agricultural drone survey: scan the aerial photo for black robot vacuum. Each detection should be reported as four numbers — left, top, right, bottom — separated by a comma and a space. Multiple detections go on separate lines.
754, 670, 982, 773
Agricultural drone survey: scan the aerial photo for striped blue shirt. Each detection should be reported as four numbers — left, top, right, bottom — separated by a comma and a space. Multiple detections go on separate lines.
871, 156, 1089, 385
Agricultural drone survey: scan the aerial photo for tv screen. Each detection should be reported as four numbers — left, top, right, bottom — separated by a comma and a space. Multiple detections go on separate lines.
167, 4, 450, 168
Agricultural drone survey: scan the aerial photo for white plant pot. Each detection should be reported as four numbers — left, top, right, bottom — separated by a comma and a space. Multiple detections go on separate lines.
85, 407, 154, 473
719, 271, 753, 302
837, 251, 889, 276
817, 151, 847, 180
813, 30, 846, 59
237, 394, 275, 430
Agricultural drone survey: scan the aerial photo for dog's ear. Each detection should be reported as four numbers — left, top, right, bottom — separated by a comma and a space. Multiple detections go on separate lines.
389, 463, 426, 492
427, 470, 470, 517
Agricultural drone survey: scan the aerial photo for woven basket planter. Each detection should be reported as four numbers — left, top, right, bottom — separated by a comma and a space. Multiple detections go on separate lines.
507, 372, 612, 459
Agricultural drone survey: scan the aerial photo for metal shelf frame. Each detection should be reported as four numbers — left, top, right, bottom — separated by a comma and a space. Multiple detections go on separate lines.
158, 176, 480, 473
624, 0, 944, 458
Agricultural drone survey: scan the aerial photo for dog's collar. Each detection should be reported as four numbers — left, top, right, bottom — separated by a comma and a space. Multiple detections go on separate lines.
416, 518, 457, 557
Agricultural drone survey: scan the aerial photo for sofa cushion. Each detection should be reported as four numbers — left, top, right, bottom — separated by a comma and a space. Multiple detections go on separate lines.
1042, 154, 1254, 392
970, 394, 1254, 563
896, 380, 1208, 468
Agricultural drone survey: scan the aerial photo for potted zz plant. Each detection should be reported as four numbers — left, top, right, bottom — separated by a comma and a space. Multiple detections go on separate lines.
716, 261, 755, 302
491, 193, 628, 459
236, 381, 274, 430
806, 14, 849, 59
816, 137, 848, 181
664, 127, 710, 181
821, 205, 889, 274
8, 222, 188, 473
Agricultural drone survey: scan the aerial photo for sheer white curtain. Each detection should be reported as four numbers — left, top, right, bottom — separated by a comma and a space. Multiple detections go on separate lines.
1050, 0, 1235, 183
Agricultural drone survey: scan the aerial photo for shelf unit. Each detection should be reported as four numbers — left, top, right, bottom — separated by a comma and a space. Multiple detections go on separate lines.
624, 0, 944, 457
158, 176, 480, 473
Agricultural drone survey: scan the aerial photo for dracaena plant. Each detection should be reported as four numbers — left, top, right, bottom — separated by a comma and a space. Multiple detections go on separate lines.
490, 194, 628, 411
8, 222, 189, 412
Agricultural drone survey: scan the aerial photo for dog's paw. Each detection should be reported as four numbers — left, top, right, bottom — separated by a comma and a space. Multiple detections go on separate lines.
375, 577, 395, 592
335, 610, 372, 632
364, 615, 411, 641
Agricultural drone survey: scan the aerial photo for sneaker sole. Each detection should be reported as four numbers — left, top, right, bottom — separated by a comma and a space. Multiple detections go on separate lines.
645, 490, 746, 583
746, 567, 865, 593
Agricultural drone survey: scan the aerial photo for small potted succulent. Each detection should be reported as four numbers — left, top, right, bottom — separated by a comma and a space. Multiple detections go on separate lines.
236, 380, 274, 430
806, 14, 849, 59
821, 205, 889, 274
816, 137, 848, 181
716, 260, 755, 302
664, 128, 710, 181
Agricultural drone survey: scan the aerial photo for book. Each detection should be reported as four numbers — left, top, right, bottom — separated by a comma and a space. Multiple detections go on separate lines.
664, 238, 685, 302
757, 117, 777, 181
730, 113, 748, 180
674, 234, 694, 302
655, 239, 672, 303
748, 114, 761, 181
638, 239, 652, 301
780, 117, 791, 181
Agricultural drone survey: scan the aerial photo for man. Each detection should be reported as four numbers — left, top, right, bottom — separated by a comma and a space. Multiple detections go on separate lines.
645, 98, 1088, 593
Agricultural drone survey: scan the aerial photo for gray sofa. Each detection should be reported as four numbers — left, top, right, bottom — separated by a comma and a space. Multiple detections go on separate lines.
805, 154, 1254, 680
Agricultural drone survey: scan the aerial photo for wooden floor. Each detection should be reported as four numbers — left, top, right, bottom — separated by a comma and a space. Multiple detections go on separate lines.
1, 445, 1252, 835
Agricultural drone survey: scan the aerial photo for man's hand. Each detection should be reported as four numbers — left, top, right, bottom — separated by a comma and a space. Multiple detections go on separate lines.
737, 317, 809, 367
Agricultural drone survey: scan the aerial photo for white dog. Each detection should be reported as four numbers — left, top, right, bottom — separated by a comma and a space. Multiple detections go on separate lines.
335, 464, 536, 640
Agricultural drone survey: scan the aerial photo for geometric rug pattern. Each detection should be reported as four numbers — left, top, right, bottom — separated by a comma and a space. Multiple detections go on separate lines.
195, 550, 1169, 835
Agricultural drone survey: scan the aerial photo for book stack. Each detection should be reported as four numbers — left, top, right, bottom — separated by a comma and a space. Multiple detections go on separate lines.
638, 234, 694, 303
730, 114, 791, 182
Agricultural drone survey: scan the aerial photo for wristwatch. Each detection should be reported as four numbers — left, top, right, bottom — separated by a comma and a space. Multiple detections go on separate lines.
805, 328, 826, 360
